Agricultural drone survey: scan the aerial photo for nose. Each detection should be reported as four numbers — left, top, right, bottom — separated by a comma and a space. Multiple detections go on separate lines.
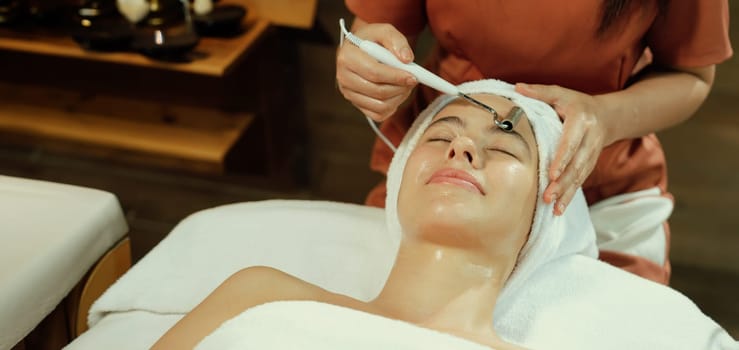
447, 137, 482, 168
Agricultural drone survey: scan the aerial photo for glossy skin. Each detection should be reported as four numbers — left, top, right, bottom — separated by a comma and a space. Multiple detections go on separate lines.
152, 95, 536, 350
336, 18, 715, 215
398, 94, 538, 263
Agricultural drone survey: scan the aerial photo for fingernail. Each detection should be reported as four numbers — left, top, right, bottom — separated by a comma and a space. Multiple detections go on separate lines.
401, 48, 413, 61
552, 169, 561, 179
557, 202, 565, 214
406, 76, 417, 86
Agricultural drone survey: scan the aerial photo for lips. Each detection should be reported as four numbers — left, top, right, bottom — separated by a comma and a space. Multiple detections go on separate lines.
427, 168, 485, 195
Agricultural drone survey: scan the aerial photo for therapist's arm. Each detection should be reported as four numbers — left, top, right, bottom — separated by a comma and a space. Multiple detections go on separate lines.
597, 65, 714, 145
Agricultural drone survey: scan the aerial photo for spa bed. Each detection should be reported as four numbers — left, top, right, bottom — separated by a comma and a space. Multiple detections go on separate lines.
63, 198, 738, 349
0, 175, 129, 350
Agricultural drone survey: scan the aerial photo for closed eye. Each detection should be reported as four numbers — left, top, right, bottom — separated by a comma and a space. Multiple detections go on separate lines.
486, 147, 517, 158
428, 137, 451, 143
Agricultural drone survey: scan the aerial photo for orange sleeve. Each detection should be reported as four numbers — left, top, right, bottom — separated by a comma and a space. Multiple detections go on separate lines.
647, 0, 733, 67
344, 0, 427, 37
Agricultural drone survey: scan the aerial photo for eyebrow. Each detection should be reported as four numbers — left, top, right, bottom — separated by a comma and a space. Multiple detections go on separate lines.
428, 115, 532, 153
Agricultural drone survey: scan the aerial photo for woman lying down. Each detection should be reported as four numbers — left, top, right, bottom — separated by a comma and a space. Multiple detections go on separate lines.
152, 80, 737, 350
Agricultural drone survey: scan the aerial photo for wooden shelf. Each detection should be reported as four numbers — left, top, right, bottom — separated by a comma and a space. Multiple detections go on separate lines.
0, 0, 315, 176
0, 82, 254, 173
0, 16, 270, 77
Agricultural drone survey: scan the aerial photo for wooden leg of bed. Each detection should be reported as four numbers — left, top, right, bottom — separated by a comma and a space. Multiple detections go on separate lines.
68, 237, 132, 337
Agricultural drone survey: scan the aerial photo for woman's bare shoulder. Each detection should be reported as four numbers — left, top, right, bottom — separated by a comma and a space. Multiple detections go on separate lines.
152, 266, 338, 349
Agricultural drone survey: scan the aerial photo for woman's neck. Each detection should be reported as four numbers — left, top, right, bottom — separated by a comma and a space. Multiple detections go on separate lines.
370, 238, 514, 340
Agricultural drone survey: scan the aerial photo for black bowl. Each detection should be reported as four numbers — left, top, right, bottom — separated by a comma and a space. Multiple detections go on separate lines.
131, 27, 200, 59
72, 18, 134, 51
193, 4, 246, 37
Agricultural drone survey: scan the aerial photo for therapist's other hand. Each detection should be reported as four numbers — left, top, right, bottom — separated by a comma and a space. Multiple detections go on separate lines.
336, 22, 418, 122
515, 83, 609, 216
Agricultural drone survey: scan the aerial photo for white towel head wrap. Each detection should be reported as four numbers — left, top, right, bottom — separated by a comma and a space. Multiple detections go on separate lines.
384, 79, 598, 322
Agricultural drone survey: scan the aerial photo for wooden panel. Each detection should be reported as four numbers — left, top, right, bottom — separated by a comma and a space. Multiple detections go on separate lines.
0, 82, 254, 172
0, 16, 270, 77
242, 0, 317, 29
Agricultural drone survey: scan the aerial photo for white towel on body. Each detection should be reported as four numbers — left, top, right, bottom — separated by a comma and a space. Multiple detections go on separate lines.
195, 301, 490, 350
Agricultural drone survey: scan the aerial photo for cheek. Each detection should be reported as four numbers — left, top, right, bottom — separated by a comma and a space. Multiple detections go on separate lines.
398, 152, 433, 229
478, 162, 538, 252
398, 148, 476, 236
499, 162, 536, 190
484, 162, 538, 221
399, 149, 437, 193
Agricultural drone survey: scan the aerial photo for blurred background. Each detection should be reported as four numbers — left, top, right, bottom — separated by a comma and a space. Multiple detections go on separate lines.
0, 0, 736, 338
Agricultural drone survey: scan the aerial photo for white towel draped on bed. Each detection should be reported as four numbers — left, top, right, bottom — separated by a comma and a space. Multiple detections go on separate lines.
87, 200, 396, 326
590, 186, 673, 266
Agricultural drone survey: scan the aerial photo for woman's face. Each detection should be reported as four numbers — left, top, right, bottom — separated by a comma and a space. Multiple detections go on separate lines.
398, 94, 539, 258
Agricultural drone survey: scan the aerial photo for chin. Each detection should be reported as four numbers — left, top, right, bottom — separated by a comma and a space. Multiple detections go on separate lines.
398, 185, 485, 238
426, 188, 482, 215
411, 195, 483, 237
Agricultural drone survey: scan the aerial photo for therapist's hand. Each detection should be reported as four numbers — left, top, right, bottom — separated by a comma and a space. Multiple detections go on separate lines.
515, 83, 610, 216
336, 21, 418, 122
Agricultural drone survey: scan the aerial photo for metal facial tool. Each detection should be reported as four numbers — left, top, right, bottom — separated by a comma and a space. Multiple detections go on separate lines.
339, 18, 521, 132
499, 106, 523, 132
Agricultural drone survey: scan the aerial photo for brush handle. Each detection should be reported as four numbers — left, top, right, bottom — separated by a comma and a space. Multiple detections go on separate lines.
358, 40, 459, 96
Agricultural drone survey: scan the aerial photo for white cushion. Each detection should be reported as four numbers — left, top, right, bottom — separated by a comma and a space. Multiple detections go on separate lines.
0, 175, 128, 349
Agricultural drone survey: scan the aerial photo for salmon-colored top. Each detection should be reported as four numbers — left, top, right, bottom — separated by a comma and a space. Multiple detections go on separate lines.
346, 0, 732, 205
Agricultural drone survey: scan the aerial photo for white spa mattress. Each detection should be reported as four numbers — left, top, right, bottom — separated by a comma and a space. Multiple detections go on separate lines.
0, 175, 128, 350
